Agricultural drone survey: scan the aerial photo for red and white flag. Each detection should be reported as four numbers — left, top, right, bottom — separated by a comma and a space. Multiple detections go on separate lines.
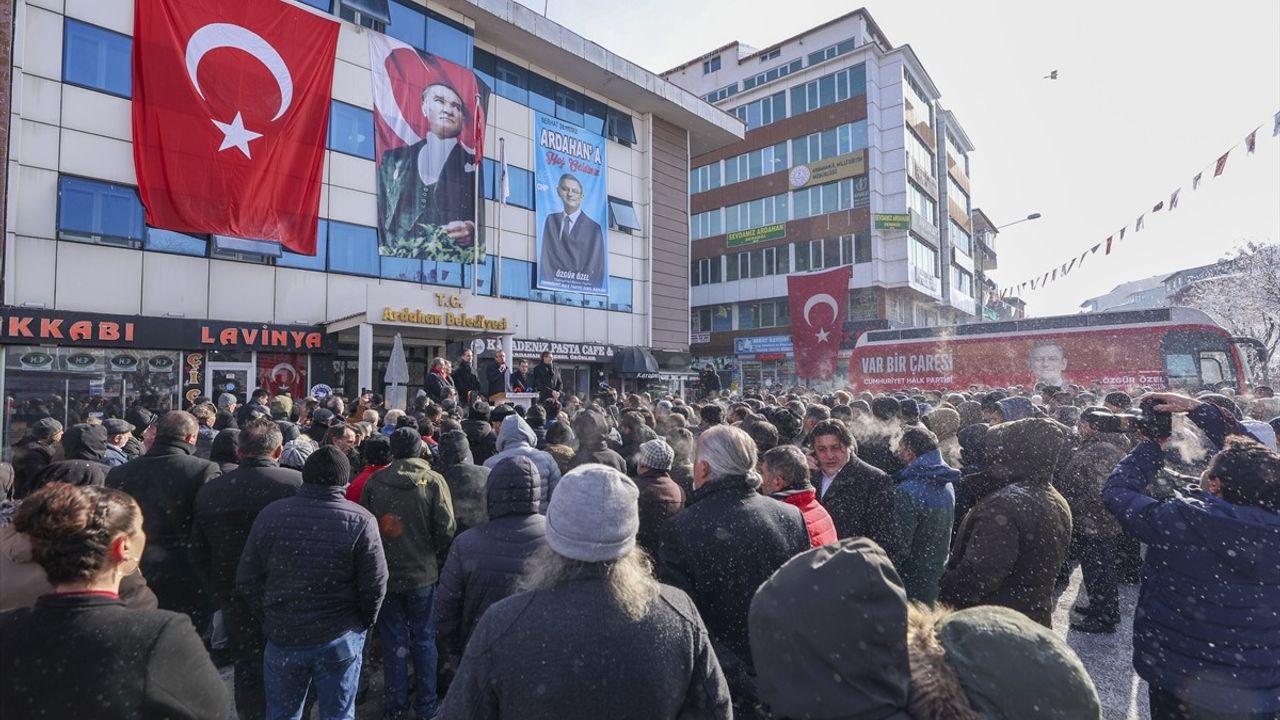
787, 266, 850, 381
132, 0, 338, 254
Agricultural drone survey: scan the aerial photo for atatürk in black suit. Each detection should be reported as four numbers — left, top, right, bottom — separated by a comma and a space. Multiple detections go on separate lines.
539, 211, 605, 290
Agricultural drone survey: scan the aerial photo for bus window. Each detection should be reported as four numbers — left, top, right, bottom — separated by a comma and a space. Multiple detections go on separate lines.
1165, 353, 1199, 389
1199, 350, 1236, 387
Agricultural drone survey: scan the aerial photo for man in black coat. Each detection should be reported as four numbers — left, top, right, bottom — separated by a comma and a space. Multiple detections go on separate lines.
30, 423, 110, 489
11, 418, 63, 499
659, 425, 808, 718
436, 428, 490, 534
425, 357, 456, 405
462, 400, 498, 466
435, 455, 546, 688
106, 411, 221, 627
452, 350, 482, 405
485, 350, 511, 401
236, 447, 388, 720
509, 357, 531, 394
809, 419, 901, 559
530, 351, 563, 400
191, 419, 301, 720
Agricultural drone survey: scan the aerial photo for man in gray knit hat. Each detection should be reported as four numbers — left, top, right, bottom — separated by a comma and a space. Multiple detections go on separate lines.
440, 464, 730, 719
633, 438, 685, 556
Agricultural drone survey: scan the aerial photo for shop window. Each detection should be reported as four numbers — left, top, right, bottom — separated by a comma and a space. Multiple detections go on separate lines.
57, 176, 145, 247
144, 228, 207, 257
608, 198, 642, 233
278, 220, 329, 271
608, 277, 633, 312
63, 19, 132, 98
327, 221, 380, 276
329, 101, 375, 160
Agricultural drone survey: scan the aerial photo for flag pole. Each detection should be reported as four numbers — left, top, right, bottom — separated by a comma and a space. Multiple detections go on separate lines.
495, 137, 505, 298
472, 92, 482, 295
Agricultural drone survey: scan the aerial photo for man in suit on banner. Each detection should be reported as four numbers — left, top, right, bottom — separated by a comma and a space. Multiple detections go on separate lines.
538, 173, 605, 290
377, 82, 476, 256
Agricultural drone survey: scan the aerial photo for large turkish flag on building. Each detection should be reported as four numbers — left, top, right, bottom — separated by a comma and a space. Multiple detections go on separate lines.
132, 0, 339, 254
787, 265, 851, 380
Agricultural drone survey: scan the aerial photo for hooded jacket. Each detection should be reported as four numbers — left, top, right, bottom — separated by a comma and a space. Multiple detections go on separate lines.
435, 456, 547, 675
1103, 402, 1280, 714
106, 437, 221, 620
437, 429, 490, 533
361, 457, 457, 593
923, 408, 963, 469
938, 418, 1072, 627
996, 396, 1036, 422
749, 538, 912, 720
770, 486, 836, 549
461, 417, 498, 466
484, 416, 561, 510
1056, 431, 1129, 537
11, 440, 61, 499
893, 448, 959, 605
570, 411, 627, 473
30, 424, 110, 489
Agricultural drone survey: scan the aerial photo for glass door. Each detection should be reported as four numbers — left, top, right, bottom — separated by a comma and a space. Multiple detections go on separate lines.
205, 362, 255, 405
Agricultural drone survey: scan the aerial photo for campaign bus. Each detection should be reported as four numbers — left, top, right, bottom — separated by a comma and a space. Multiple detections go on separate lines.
848, 307, 1267, 394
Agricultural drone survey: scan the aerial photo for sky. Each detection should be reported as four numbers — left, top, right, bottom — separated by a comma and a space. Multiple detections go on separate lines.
519, 0, 1280, 317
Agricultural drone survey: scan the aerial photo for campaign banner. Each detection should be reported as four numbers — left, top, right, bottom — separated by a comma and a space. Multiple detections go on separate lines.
534, 113, 609, 294
369, 33, 489, 262
734, 335, 794, 355
848, 329, 1171, 392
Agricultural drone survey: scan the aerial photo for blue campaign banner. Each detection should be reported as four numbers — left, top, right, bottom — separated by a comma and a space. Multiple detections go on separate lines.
534, 113, 609, 294
734, 335, 794, 355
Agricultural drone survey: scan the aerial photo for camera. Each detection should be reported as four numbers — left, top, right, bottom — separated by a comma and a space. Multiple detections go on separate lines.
1081, 398, 1172, 440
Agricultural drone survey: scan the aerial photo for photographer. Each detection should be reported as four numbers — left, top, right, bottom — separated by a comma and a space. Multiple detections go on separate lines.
1103, 392, 1280, 720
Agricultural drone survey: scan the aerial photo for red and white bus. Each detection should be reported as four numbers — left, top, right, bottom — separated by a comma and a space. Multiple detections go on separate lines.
847, 307, 1267, 394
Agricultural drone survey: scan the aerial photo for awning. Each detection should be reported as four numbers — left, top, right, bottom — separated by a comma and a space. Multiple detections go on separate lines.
612, 346, 660, 377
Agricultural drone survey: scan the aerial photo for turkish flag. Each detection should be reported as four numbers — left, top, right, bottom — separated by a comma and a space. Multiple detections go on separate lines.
787, 266, 851, 380
132, 0, 338, 254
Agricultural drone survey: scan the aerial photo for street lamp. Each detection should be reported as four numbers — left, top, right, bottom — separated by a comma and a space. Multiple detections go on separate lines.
996, 212, 1042, 230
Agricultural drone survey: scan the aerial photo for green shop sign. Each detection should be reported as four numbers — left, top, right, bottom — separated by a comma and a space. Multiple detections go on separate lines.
873, 213, 911, 230
726, 223, 787, 247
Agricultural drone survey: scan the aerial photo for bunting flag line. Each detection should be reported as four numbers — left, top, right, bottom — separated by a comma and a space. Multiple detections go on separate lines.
995, 111, 1276, 297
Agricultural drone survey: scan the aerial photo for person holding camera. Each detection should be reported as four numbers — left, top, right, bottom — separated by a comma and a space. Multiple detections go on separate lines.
1103, 392, 1280, 720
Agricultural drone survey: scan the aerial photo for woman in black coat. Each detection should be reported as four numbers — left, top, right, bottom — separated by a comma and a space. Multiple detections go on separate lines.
0, 482, 228, 719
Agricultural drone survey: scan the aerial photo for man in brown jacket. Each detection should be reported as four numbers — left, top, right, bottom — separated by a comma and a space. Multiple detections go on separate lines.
939, 417, 1073, 627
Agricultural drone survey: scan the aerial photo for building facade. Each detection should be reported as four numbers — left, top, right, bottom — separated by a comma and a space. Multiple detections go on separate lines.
1, 0, 740, 443
663, 10, 986, 389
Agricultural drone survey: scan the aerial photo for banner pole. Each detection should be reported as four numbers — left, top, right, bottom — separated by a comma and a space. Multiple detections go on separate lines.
472, 92, 482, 295
495, 137, 505, 298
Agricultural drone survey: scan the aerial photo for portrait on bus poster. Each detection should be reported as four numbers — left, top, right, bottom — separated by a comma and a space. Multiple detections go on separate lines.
534, 113, 609, 294
369, 33, 490, 262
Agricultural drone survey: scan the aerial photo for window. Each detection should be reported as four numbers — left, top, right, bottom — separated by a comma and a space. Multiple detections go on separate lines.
278, 221, 329, 271
796, 234, 862, 269
339, 0, 391, 28
792, 178, 855, 219
904, 71, 933, 129
691, 210, 722, 240
949, 219, 972, 257
690, 163, 722, 194
692, 256, 722, 286
790, 64, 865, 116
759, 48, 781, 62
500, 258, 534, 299
608, 198, 642, 233
704, 83, 739, 104
606, 108, 637, 146
854, 232, 872, 263
710, 304, 732, 332
328, 101, 375, 159
742, 58, 802, 90
791, 121, 868, 165
385, 0, 426, 49
730, 91, 786, 130
608, 277, 633, 312
906, 127, 936, 179
63, 19, 131, 97
481, 158, 534, 209
297, 0, 332, 9
738, 299, 790, 329
493, 55, 528, 104
702, 56, 721, 74
907, 180, 937, 225
212, 235, 281, 263
327, 221, 380, 276
947, 174, 970, 214
723, 194, 787, 233
951, 266, 973, 297
57, 176, 145, 246
425, 9, 473, 67
806, 37, 858, 66
145, 229, 207, 256
909, 234, 940, 278
462, 256, 495, 296
723, 143, 787, 185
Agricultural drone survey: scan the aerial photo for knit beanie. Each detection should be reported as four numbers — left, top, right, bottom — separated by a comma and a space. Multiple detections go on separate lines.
270, 395, 293, 419
907, 605, 1100, 720
362, 433, 393, 465
303, 445, 350, 486
29, 417, 63, 440
637, 438, 674, 471
389, 427, 424, 459
545, 464, 639, 562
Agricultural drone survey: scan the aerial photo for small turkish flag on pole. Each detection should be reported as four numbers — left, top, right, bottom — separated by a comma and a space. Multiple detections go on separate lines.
132, 0, 339, 255
787, 265, 851, 381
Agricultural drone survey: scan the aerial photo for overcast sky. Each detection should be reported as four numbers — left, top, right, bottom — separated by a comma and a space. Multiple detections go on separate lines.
520, 0, 1280, 316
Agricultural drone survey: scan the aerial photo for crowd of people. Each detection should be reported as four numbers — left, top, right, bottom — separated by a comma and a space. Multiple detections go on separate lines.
1, 359, 1278, 720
